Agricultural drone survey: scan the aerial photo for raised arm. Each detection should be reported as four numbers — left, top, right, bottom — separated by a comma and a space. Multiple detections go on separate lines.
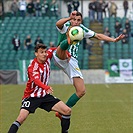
56, 11, 77, 29
94, 33, 125, 42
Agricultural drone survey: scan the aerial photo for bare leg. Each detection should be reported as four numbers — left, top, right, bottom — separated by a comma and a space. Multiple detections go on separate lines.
16, 109, 29, 124
8, 109, 29, 133
52, 101, 71, 133
56, 45, 68, 60
52, 101, 71, 115
73, 77, 86, 98
66, 77, 86, 108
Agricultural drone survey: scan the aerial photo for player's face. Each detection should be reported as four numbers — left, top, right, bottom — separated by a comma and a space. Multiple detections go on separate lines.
35, 48, 47, 63
70, 15, 82, 26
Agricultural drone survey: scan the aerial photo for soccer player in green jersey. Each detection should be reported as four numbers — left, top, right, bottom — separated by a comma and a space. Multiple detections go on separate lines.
53, 11, 125, 118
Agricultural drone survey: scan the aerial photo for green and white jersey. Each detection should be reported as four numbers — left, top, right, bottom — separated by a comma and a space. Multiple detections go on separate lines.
56, 21, 95, 59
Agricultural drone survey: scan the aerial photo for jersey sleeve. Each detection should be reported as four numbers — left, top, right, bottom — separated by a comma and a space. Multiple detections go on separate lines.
47, 47, 56, 59
80, 24, 95, 38
56, 25, 67, 34
84, 29, 95, 38
56, 22, 70, 34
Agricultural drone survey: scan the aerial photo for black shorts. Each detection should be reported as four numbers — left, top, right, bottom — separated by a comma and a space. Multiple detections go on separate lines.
21, 94, 60, 113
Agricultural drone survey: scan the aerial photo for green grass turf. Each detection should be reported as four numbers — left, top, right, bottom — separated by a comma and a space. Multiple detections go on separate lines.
0, 84, 133, 133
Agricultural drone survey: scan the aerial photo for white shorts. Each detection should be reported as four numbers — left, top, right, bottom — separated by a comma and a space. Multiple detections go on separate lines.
53, 50, 83, 83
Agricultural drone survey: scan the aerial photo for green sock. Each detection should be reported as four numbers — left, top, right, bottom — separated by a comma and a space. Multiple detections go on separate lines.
60, 39, 69, 50
66, 93, 80, 108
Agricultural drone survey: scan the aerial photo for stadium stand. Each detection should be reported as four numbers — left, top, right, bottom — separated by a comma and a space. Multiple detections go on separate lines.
103, 17, 133, 69
0, 16, 57, 70
1, 15, 132, 70
0, 16, 90, 70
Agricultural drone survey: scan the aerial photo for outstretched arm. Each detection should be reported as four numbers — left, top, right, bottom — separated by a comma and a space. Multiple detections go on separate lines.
94, 33, 125, 42
56, 11, 77, 29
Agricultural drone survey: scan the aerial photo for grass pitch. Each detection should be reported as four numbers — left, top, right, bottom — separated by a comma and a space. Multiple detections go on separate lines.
0, 84, 133, 133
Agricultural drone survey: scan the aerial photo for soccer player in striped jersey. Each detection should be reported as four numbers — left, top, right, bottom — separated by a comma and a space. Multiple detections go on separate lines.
8, 44, 71, 133
53, 11, 125, 118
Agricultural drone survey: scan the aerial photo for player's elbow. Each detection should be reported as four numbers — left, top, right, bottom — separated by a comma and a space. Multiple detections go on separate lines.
95, 33, 103, 40
56, 22, 60, 28
56, 22, 63, 30
56, 21, 59, 27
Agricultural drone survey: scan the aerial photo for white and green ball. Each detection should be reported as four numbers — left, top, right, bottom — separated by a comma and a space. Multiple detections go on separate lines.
69, 26, 84, 44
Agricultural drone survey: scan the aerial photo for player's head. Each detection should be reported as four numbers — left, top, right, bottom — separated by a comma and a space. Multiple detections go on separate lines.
34, 44, 47, 63
70, 11, 82, 27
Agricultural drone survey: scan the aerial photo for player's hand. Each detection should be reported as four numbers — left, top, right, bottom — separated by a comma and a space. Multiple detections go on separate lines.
70, 11, 77, 19
114, 34, 125, 42
46, 86, 53, 94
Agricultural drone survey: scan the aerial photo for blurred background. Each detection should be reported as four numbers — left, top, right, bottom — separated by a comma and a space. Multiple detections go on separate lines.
0, 0, 133, 84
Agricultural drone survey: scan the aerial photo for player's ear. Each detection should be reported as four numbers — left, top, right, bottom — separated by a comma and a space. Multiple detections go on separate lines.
35, 52, 38, 57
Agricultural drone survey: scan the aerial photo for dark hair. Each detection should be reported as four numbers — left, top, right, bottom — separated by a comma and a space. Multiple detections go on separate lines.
76, 12, 82, 19
34, 44, 47, 52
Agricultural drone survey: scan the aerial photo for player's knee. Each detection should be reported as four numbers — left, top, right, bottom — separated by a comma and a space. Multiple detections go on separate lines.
65, 107, 71, 115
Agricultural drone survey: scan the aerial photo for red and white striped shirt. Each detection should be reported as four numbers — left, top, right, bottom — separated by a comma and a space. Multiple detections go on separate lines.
22, 48, 56, 99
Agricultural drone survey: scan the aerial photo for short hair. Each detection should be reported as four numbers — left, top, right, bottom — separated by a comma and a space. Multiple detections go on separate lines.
76, 12, 82, 19
34, 44, 47, 52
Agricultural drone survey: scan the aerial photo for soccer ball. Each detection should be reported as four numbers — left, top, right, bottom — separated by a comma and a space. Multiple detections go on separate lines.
69, 26, 84, 44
